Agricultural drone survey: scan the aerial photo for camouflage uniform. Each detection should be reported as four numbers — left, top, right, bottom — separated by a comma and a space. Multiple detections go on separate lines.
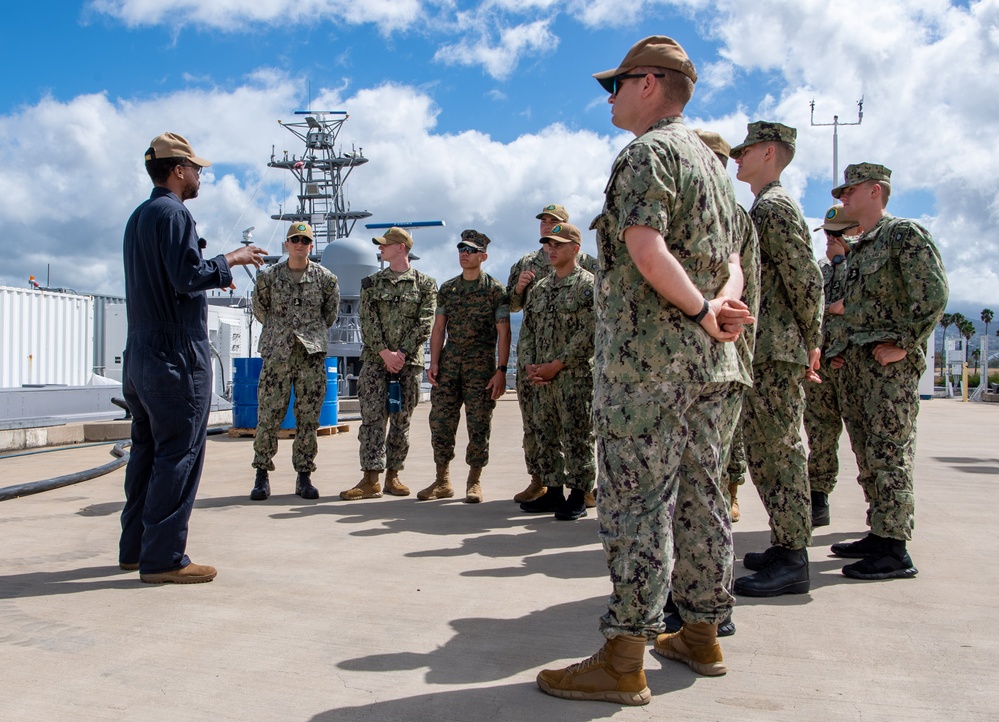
357, 267, 437, 472
508, 248, 598, 478
252, 260, 340, 472
803, 257, 850, 495
741, 181, 824, 549
429, 273, 510, 467
517, 265, 595, 491
834, 215, 947, 540
590, 117, 750, 636
722, 205, 760, 495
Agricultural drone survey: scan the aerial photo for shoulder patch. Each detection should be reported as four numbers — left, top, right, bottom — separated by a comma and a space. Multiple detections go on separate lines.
361, 276, 373, 290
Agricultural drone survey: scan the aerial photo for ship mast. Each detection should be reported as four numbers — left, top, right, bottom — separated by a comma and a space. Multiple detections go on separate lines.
269, 111, 372, 253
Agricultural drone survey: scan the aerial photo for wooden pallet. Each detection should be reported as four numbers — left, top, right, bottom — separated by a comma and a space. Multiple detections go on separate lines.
227, 423, 351, 439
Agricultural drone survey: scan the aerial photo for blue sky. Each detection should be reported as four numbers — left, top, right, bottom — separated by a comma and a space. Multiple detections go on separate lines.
1, 1, 997, 322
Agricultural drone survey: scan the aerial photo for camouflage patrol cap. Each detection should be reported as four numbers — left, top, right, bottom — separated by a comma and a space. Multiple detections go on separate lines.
729, 121, 797, 159
540, 222, 582, 245
459, 229, 491, 251
286, 222, 314, 241
593, 35, 698, 93
831, 163, 892, 199
372, 226, 413, 249
536, 204, 569, 222
693, 129, 731, 160
813, 204, 860, 233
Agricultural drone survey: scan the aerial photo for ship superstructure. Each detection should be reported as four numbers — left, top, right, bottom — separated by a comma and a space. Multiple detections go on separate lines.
268, 111, 380, 394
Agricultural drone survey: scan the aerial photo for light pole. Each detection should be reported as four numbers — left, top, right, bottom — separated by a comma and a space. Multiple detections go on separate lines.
810, 98, 864, 186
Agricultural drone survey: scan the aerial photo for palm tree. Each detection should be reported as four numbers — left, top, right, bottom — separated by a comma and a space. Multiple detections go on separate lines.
959, 317, 976, 350
983, 309, 994, 338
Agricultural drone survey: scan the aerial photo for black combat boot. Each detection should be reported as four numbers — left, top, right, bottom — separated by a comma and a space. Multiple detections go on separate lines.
250, 468, 270, 501
734, 546, 810, 597
842, 538, 918, 580
742, 546, 778, 571
520, 485, 565, 513
554, 488, 588, 521
811, 490, 830, 527
831, 532, 886, 558
295, 472, 319, 500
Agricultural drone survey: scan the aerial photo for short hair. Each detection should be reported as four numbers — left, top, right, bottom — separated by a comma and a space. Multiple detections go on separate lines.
876, 180, 891, 206
145, 153, 183, 184
773, 141, 795, 171
634, 65, 694, 108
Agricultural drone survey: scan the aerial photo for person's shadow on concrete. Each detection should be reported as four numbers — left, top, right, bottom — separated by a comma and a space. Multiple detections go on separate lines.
336, 594, 695, 704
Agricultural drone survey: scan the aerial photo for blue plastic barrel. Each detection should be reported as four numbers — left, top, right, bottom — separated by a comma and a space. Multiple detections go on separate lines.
231, 357, 338, 429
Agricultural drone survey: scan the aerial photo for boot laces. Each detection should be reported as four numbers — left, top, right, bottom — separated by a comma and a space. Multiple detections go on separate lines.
564, 645, 607, 674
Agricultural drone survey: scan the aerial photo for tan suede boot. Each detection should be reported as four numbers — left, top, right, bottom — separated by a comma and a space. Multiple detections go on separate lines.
513, 474, 546, 503
465, 466, 483, 503
339, 470, 382, 501
653, 621, 727, 676
536, 634, 651, 705
417, 464, 454, 501
729, 482, 741, 523
383, 469, 410, 496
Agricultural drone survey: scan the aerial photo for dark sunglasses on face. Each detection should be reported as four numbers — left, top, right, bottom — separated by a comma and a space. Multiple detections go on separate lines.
826, 228, 856, 238
457, 244, 481, 255
287, 236, 312, 245
611, 72, 665, 95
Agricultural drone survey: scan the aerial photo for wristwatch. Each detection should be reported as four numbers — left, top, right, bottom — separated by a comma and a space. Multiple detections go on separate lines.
685, 298, 710, 324
497, 365, 508, 373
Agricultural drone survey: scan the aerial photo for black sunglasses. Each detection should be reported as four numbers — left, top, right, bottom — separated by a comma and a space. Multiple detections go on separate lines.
611, 72, 665, 95
287, 236, 312, 245
457, 244, 481, 255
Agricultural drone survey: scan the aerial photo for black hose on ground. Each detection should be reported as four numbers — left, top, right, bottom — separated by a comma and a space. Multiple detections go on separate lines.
0, 440, 131, 503
0, 427, 232, 502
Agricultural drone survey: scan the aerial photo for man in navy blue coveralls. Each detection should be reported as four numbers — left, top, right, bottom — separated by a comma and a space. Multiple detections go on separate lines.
119, 132, 265, 584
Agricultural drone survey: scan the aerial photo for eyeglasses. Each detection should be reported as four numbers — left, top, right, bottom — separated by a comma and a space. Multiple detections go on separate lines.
610, 72, 665, 95
457, 244, 481, 255
287, 236, 312, 245
180, 162, 202, 176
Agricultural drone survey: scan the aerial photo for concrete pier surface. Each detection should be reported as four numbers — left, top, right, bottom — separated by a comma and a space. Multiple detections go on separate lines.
2, 395, 997, 720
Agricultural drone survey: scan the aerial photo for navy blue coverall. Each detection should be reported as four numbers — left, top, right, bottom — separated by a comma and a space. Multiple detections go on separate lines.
119, 187, 232, 574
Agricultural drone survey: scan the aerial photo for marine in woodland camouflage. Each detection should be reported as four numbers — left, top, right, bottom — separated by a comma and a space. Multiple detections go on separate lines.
429, 272, 510, 468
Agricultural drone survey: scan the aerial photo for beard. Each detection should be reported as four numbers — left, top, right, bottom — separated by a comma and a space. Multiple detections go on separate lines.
181, 177, 200, 201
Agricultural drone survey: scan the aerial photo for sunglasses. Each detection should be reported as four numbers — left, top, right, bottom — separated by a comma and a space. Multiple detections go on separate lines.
825, 228, 856, 238
287, 236, 312, 245
610, 72, 665, 95
457, 244, 481, 255
180, 162, 202, 176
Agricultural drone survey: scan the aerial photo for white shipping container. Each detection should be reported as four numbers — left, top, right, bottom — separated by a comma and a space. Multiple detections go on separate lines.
0, 286, 94, 388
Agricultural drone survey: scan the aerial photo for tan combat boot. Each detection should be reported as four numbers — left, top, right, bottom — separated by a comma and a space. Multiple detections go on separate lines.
584, 489, 597, 508
339, 470, 382, 501
729, 482, 741, 523
536, 634, 651, 705
417, 464, 454, 500
384, 469, 410, 496
513, 474, 546, 503
653, 621, 727, 676
465, 466, 483, 504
